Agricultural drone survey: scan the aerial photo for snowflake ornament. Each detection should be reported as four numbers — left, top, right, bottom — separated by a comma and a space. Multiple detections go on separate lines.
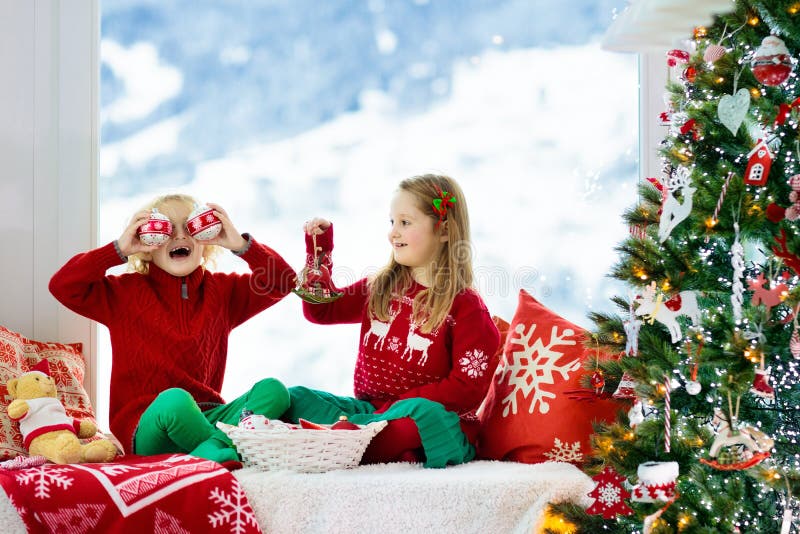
543, 437, 583, 463
586, 466, 634, 519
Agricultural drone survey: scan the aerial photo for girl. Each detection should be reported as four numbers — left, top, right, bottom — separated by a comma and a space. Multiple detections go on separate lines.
286, 174, 500, 467
49, 193, 295, 463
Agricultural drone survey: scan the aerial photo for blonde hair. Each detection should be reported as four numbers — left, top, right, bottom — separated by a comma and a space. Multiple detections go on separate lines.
127, 193, 221, 274
367, 174, 474, 333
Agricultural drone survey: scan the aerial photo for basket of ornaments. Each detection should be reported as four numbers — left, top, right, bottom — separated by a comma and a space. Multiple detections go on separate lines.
217, 414, 387, 474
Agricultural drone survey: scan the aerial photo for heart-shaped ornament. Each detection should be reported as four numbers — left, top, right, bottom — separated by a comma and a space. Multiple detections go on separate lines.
718, 88, 750, 135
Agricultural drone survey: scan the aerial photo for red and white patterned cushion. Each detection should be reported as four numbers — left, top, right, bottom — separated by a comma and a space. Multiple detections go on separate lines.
0, 326, 120, 460
477, 290, 622, 464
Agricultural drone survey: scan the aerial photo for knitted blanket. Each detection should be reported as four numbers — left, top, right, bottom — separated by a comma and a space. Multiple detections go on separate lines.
0, 460, 592, 533
0, 454, 260, 533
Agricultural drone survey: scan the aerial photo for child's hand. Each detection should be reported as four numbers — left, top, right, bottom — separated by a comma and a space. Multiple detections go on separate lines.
303, 217, 331, 236
117, 210, 162, 257
202, 203, 248, 251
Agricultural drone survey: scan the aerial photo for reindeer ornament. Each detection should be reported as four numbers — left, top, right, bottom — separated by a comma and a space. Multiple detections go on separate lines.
634, 282, 701, 343
658, 166, 696, 243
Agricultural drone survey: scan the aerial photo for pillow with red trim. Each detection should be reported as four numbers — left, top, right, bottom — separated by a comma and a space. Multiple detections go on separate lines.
476, 290, 622, 464
0, 326, 121, 460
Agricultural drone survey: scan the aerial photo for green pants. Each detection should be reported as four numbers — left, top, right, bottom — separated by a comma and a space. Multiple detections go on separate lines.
283, 386, 475, 468
133, 378, 290, 463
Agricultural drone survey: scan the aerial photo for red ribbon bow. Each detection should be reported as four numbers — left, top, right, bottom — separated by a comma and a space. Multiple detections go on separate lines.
774, 97, 800, 126
432, 188, 456, 228
680, 118, 699, 140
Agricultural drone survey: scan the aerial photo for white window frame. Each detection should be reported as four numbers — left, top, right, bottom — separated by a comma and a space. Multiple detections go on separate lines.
1, 2, 675, 423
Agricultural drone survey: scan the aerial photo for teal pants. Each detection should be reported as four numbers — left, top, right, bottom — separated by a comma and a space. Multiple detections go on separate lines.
133, 378, 290, 463
284, 386, 475, 468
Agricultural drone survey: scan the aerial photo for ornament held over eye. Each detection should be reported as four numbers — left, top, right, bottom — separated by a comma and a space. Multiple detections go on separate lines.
137, 208, 173, 246
187, 204, 223, 241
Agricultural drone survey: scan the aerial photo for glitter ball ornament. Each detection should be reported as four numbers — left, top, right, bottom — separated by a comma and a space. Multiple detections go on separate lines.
590, 370, 605, 393
685, 380, 702, 395
751, 35, 793, 86
137, 208, 173, 246
187, 204, 222, 241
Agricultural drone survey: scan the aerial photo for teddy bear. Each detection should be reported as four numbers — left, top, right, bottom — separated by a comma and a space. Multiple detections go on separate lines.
6, 360, 118, 464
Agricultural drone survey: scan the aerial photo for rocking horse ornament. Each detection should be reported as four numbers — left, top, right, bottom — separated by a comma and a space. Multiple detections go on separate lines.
292, 233, 343, 304
700, 400, 773, 471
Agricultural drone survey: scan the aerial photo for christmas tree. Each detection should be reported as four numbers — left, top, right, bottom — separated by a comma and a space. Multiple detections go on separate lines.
547, 2, 800, 532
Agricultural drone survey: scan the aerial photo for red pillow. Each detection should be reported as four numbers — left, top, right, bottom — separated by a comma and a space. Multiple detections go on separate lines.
477, 290, 621, 464
0, 326, 121, 460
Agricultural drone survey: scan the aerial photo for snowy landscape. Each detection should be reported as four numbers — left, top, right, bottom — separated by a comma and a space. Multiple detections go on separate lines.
96, 0, 637, 425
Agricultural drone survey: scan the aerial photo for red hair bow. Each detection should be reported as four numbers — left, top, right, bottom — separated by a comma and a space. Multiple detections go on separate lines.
432, 188, 456, 229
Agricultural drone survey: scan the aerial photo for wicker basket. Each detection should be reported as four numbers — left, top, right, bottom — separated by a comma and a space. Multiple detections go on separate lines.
217, 419, 387, 473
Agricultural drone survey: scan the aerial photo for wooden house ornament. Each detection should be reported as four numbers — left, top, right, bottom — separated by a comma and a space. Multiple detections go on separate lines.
744, 139, 772, 186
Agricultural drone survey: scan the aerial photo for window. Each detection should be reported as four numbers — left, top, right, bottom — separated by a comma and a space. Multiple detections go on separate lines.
98, 1, 637, 424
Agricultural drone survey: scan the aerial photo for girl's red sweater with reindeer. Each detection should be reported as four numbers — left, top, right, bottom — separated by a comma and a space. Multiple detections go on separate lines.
49, 236, 295, 452
302, 226, 500, 437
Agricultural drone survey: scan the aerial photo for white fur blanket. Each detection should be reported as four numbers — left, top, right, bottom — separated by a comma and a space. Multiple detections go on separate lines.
0, 460, 592, 533
236, 460, 593, 534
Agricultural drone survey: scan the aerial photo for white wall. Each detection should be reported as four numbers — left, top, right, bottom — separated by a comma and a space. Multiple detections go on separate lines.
0, 1, 98, 405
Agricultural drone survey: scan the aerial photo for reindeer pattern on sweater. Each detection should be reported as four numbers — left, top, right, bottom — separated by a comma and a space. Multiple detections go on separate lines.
302, 225, 501, 420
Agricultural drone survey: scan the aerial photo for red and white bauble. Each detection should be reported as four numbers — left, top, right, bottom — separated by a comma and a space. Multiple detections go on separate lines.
239, 414, 270, 430
751, 35, 793, 86
187, 204, 222, 241
137, 208, 173, 246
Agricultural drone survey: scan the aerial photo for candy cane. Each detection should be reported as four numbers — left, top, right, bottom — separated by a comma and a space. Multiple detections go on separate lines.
731, 221, 744, 323
712, 171, 735, 225
664, 375, 672, 453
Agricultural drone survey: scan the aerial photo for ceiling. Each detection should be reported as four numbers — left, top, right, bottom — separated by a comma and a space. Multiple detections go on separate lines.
603, 0, 736, 52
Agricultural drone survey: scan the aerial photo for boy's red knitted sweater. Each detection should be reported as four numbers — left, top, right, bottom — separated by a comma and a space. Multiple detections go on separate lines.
302, 226, 500, 433
49, 236, 295, 452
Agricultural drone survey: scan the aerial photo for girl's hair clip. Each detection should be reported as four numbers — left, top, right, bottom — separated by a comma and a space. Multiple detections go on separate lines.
432, 187, 456, 228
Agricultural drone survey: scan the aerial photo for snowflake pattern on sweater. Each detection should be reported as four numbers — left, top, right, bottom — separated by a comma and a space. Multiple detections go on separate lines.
302, 225, 500, 420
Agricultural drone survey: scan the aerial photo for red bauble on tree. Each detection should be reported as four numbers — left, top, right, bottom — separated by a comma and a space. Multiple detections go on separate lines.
586, 466, 634, 519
